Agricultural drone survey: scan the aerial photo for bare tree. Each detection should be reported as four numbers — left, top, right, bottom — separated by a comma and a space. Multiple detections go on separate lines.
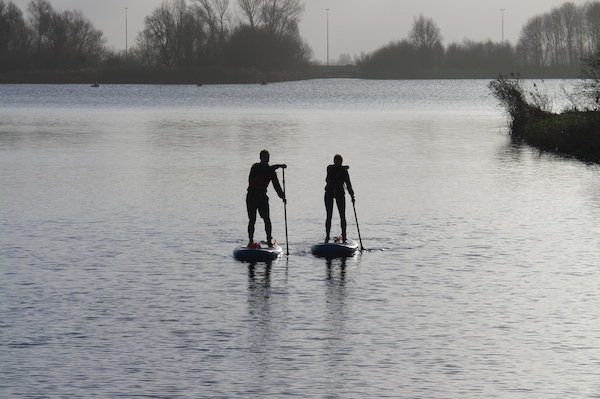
0, 1, 30, 70
516, 2, 600, 70
517, 16, 546, 67
543, 10, 564, 66
238, 0, 262, 27
409, 15, 442, 49
259, 0, 303, 36
25, 0, 105, 69
137, 2, 173, 66
580, 49, 600, 109
192, 0, 231, 38
57, 10, 105, 67
584, 2, 600, 53
557, 2, 581, 67
190, 0, 231, 63
27, 0, 53, 63
137, 0, 209, 67
408, 15, 443, 68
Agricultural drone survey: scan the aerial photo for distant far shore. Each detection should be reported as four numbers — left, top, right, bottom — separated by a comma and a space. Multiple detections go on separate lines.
0, 65, 585, 85
0, 67, 309, 85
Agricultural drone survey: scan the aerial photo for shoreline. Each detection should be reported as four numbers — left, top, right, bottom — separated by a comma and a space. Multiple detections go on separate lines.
489, 76, 600, 165
0, 65, 586, 85
513, 111, 600, 164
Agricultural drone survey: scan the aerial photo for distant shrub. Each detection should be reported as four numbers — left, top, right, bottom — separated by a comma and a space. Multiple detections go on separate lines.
579, 50, 600, 111
488, 74, 551, 137
489, 74, 600, 163
224, 25, 311, 72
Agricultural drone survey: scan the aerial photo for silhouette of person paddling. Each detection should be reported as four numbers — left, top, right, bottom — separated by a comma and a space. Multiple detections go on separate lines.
323, 154, 354, 243
246, 150, 286, 247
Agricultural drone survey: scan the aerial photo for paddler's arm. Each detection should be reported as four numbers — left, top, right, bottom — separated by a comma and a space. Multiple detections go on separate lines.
271, 166, 286, 203
248, 163, 258, 185
344, 167, 355, 202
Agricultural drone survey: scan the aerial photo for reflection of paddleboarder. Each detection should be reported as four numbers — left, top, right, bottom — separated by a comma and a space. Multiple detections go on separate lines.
324, 154, 354, 243
247, 150, 286, 246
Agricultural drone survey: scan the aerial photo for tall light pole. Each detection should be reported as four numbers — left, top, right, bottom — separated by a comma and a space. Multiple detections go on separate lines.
125, 7, 128, 59
325, 8, 330, 66
500, 8, 505, 45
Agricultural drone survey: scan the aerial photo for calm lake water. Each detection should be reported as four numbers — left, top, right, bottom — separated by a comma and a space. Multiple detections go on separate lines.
1, 80, 599, 398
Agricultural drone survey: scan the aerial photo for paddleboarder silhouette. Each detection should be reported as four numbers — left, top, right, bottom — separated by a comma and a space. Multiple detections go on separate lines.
324, 154, 354, 243
246, 150, 286, 246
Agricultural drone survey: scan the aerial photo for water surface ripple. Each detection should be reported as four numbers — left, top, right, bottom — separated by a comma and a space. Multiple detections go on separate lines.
1, 80, 599, 398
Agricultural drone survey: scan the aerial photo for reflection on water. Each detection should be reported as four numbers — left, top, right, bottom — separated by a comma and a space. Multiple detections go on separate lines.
326, 257, 348, 282
246, 261, 273, 385
247, 262, 274, 319
2, 80, 600, 398
323, 257, 350, 396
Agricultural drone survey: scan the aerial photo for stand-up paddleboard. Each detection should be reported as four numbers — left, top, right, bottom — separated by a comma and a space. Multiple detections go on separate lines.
311, 238, 359, 258
233, 241, 283, 262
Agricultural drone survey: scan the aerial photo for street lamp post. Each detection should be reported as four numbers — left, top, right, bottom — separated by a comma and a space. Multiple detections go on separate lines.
325, 8, 330, 66
500, 8, 505, 45
125, 7, 128, 59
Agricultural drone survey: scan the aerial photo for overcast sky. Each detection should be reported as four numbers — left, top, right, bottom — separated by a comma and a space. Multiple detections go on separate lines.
9, 0, 593, 63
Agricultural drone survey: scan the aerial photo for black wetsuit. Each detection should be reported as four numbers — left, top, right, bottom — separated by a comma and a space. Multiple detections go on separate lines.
246, 162, 285, 243
324, 165, 354, 241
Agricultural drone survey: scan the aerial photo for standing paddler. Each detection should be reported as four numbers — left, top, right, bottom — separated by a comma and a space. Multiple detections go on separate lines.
323, 154, 354, 243
246, 150, 287, 247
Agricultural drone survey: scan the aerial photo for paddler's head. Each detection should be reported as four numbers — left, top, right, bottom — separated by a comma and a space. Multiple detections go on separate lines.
334, 154, 343, 166
260, 149, 270, 164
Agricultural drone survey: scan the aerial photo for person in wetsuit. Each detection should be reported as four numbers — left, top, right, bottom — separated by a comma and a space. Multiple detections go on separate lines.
324, 154, 354, 243
247, 150, 286, 246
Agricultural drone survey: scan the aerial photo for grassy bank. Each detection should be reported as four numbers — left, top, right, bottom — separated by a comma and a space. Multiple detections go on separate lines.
489, 76, 600, 163
516, 111, 600, 163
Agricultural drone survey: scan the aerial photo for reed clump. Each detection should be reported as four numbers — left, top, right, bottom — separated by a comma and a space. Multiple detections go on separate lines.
489, 74, 600, 163
488, 74, 551, 135
520, 111, 600, 162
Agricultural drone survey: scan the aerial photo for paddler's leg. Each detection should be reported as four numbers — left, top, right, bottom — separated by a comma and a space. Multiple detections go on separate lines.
258, 195, 272, 245
337, 195, 347, 242
247, 193, 258, 245
324, 193, 334, 242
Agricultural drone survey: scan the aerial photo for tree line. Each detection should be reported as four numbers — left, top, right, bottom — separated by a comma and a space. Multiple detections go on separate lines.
517, 1, 600, 69
132, 0, 310, 71
358, 1, 600, 78
0, 0, 104, 70
0, 0, 311, 75
1, 0, 599, 80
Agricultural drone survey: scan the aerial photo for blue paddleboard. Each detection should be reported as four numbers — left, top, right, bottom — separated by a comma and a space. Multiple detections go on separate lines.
311, 239, 359, 258
233, 242, 283, 262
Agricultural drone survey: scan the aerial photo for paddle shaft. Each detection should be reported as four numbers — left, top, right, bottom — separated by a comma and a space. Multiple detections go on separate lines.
282, 167, 289, 255
352, 199, 364, 251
